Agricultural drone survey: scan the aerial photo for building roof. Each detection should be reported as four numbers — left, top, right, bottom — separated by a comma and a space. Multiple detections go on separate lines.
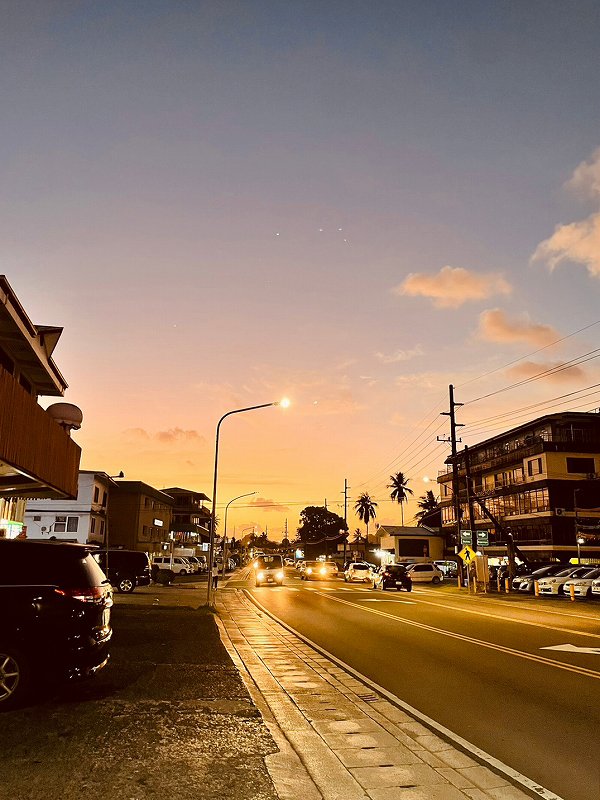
0, 275, 68, 395
376, 525, 441, 537
112, 481, 175, 504
162, 487, 210, 501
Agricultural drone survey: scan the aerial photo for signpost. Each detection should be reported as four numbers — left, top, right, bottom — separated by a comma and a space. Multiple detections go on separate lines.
460, 530, 472, 546
476, 531, 489, 547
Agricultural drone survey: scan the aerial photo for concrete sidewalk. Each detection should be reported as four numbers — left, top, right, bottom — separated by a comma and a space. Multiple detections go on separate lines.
216, 588, 543, 800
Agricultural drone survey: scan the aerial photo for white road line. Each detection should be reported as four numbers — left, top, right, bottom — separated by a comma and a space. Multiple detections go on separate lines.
310, 589, 600, 680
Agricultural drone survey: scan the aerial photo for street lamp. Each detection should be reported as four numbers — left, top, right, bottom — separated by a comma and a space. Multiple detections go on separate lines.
221, 491, 257, 577
206, 399, 289, 605
574, 487, 582, 564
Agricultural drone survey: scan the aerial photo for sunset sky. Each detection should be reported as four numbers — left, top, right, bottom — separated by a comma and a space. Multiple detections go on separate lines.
4, 1, 600, 540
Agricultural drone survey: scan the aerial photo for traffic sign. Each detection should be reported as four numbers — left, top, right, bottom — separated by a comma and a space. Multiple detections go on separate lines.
476, 531, 489, 547
458, 545, 476, 564
460, 530, 472, 545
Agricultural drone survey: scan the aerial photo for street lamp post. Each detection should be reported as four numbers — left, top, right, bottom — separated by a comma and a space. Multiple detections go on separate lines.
574, 488, 581, 564
206, 399, 289, 605
221, 491, 257, 578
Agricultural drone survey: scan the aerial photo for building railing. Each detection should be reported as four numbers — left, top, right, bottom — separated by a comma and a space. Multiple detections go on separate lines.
0, 368, 80, 498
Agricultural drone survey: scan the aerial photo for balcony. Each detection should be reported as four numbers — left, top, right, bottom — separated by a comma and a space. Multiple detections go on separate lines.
0, 368, 81, 498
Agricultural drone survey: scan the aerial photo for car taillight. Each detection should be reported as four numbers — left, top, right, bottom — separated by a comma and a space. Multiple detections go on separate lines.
383, 572, 390, 578
55, 586, 112, 605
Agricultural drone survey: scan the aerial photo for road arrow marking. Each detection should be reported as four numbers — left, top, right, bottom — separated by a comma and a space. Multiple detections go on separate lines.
541, 643, 600, 655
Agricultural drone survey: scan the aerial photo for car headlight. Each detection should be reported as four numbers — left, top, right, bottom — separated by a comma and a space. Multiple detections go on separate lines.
257, 572, 265, 581
307, 568, 313, 574
253, 562, 259, 569
276, 571, 284, 580
320, 568, 326, 575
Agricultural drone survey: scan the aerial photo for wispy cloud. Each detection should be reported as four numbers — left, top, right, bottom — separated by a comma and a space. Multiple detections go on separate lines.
506, 361, 586, 383
477, 309, 559, 347
532, 146, 600, 277
375, 344, 424, 364
124, 427, 206, 445
394, 266, 512, 309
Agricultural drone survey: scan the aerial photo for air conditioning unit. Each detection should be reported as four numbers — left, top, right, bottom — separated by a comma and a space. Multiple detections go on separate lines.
587, 473, 597, 480
555, 508, 566, 516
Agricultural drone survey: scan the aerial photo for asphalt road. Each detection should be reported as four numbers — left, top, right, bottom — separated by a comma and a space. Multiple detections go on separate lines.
228, 567, 600, 800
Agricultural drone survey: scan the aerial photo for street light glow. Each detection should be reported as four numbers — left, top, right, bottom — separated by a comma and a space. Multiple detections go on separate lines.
278, 397, 291, 408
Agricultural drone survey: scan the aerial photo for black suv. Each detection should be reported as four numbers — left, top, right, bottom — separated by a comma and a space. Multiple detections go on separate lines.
0, 540, 113, 710
93, 548, 151, 593
372, 564, 412, 592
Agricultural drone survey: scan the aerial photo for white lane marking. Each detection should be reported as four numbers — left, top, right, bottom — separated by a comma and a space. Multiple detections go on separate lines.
541, 643, 600, 655
309, 589, 600, 680
360, 598, 416, 604
390, 590, 600, 640
246, 590, 565, 800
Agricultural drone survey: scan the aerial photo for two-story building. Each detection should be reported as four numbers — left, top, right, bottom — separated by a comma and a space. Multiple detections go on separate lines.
438, 412, 600, 561
107, 481, 174, 554
0, 275, 82, 538
162, 487, 211, 547
24, 470, 115, 545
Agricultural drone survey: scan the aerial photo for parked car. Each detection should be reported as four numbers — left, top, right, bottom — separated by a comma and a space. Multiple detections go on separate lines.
537, 565, 594, 596
302, 561, 339, 580
563, 567, 600, 599
591, 577, 600, 598
284, 557, 295, 566
152, 556, 193, 576
406, 563, 444, 584
344, 562, 373, 583
93, 549, 151, 593
512, 563, 568, 593
185, 556, 203, 573
434, 560, 458, 578
0, 540, 113, 711
372, 564, 412, 592
254, 555, 285, 587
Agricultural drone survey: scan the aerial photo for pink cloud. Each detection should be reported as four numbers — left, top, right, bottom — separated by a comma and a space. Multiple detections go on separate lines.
506, 361, 586, 383
394, 266, 512, 308
247, 496, 290, 513
477, 309, 559, 347
531, 212, 600, 277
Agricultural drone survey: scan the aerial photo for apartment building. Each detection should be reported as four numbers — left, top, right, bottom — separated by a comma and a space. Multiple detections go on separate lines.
0, 276, 82, 539
107, 481, 174, 553
162, 487, 211, 546
438, 412, 600, 560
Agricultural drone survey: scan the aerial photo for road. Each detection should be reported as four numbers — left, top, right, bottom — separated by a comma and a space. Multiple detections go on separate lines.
226, 566, 600, 800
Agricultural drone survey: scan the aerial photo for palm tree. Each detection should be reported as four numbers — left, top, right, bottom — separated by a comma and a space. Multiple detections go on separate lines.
387, 471, 413, 526
354, 493, 378, 539
415, 490, 440, 524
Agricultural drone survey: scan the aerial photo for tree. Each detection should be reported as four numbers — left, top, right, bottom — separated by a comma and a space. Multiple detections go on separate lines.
415, 490, 441, 525
297, 506, 348, 545
354, 493, 377, 538
387, 471, 413, 526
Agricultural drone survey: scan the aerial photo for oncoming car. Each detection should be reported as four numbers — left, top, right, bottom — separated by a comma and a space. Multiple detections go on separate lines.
302, 561, 338, 580
254, 555, 285, 587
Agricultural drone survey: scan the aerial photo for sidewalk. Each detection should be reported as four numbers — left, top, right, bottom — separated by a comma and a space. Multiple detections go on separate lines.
216, 588, 544, 800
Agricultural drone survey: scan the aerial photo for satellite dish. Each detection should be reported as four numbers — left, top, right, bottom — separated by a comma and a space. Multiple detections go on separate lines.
46, 403, 83, 431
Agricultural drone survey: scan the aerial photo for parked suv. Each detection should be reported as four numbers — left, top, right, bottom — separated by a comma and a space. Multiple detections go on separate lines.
93, 549, 151, 593
0, 540, 113, 711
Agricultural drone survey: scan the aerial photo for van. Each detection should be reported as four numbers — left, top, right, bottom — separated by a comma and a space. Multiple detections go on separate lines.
254, 555, 284, 587
152, 556, 193, 576
94, 549, 152, 593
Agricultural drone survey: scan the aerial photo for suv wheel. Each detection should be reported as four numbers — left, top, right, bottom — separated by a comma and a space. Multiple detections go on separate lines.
0, 646, 30, 711
117, 576, 136, 594
432, 576, 441, 585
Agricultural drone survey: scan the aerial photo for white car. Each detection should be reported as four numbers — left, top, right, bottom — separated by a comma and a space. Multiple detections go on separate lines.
537, 565, 593, 596
152, 556, 194, 576
592, 577, 600, 598
406, 563, 444, 584
344, 563, 373, 583
563, 567, 600, 599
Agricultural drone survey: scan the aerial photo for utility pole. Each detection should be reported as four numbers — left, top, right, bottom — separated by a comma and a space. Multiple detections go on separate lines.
342, 478, 349, 565
439, 385, 464, 583
463, 446, 477, 553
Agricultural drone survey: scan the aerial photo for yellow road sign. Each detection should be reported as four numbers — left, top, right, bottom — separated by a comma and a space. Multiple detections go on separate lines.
458, 545, 476, 564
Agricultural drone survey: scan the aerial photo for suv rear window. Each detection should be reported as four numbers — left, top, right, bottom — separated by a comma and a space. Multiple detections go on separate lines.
352, 564, 369, 570
0, 543, 106, 588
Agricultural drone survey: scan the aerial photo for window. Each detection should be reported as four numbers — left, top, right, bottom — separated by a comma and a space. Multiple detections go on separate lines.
566, 457, 595, 475
66, 517, 78, 532
101, 490, 107, 507
54, 516, 78, 533
527, 458, 542, 477
93, 486, 100, 503
90, 517, 96, 533
33, 515, 41, 522
100, 519, 105, 536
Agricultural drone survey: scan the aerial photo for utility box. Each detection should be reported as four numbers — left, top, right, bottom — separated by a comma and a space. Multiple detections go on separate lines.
474, 555, 490, 583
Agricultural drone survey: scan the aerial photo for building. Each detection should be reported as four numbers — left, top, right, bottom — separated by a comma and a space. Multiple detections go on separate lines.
438, 411, 600, 561
375, 525, 445, 562
107, 481, 174, 554
162, 487, 211, 547
0, 276, 82, 538
24, 471, 115, 545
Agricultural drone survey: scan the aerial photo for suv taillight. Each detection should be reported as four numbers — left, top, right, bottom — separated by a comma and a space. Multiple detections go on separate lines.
55, 586, 112, 605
